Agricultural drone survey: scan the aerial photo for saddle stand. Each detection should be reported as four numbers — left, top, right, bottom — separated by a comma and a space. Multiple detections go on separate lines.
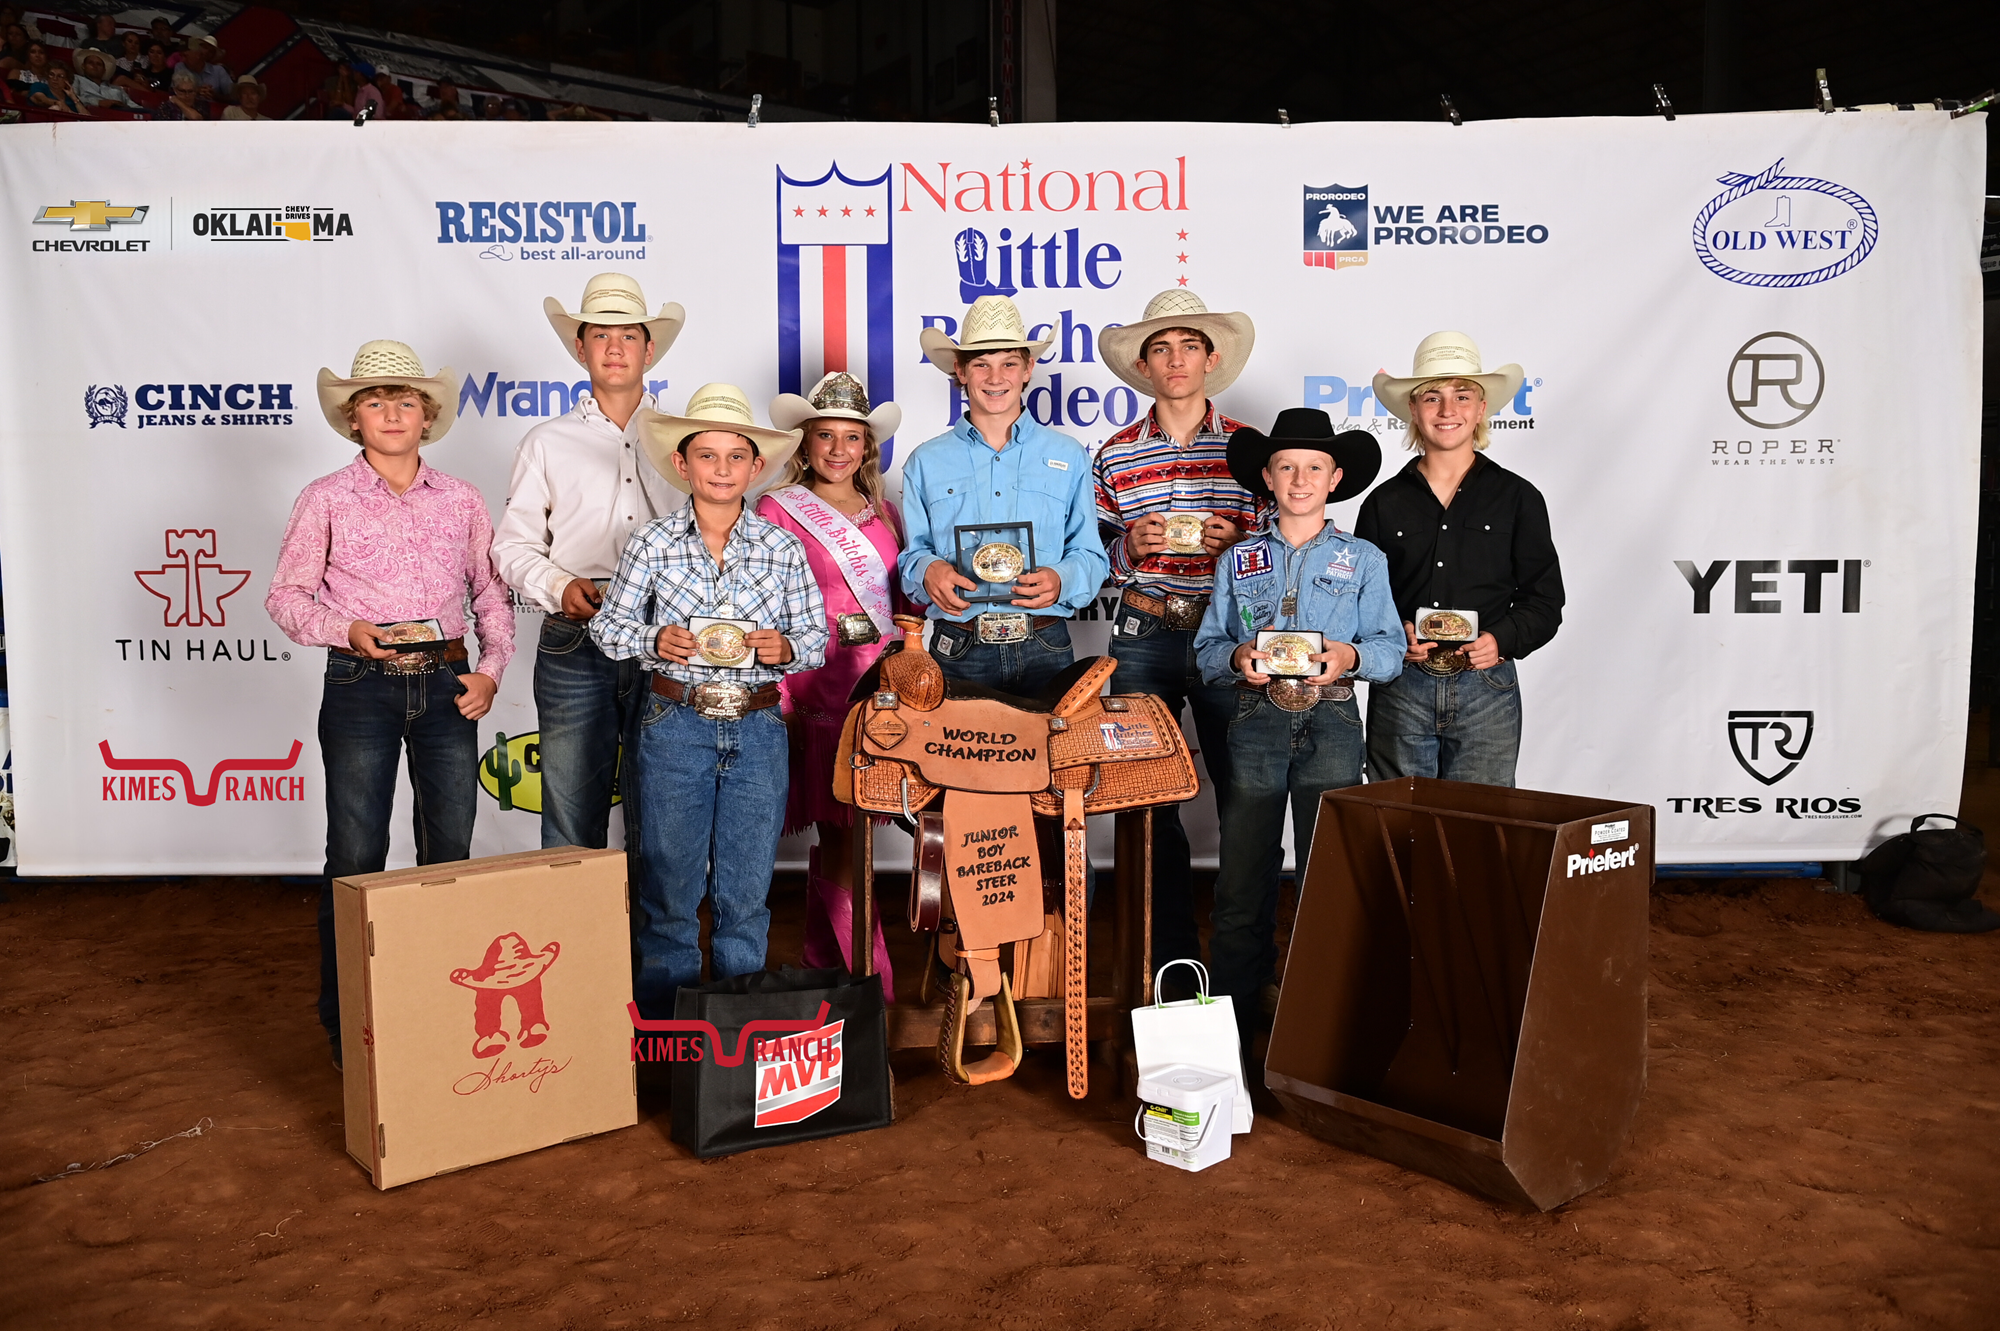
835, 615, 1200, 1097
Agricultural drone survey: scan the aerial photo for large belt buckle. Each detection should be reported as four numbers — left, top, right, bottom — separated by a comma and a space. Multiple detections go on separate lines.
1162, 593, 1208, 631
1417, 648, 1472, 676
976, 611, 1030, 645
1267, 678, 1323, 712
688, 681, 752, 719
1414, 607, 1478, 676
836, 612, 881, 646
380, 651, 437, 676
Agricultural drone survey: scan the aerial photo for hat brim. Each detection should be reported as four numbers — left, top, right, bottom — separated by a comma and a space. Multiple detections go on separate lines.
1097, 310, 1256, 397
544, 297, 685, 371
1371, 364, 1525, 424
768, 393, 902, 442
919, 326, 1055, 374
1226, 427, 1380, 503
316, 366, 458, 445
638, 408, 802, 495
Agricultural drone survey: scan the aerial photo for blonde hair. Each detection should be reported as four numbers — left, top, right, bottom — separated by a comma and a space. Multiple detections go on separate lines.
342, 386, 443, 443
780, 417, 887, 509
1402, 376, 1492, 453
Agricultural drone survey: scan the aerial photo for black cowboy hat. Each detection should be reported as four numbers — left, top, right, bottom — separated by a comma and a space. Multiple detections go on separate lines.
1226, 409, 1380, 502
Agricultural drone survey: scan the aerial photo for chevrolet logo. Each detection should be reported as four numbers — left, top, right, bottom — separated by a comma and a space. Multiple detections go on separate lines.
34, 201, 149, 231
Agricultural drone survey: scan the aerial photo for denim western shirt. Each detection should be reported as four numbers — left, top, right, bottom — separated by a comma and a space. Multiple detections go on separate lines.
896, 413, 1110, 622
1194, 520, 1405, 687
590, 502, 828, 687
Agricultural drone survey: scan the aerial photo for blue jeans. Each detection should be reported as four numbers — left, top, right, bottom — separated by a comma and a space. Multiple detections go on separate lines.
532, 615, 644, 851
631, 692, 789, 1020
1107, 603, 1235, 984
1366, 659, 1522, 786
1211, 688, 1364, 1032
929, 615, 1076, 695
317, 652, 480, 1046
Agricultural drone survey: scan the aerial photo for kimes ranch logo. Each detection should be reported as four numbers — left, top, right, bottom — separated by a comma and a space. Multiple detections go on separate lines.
630, 1002, 846, 1129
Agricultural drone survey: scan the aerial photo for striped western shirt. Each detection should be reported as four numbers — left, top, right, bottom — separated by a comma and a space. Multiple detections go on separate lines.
590, 502, 829, 687
1092, 402, 1260, 599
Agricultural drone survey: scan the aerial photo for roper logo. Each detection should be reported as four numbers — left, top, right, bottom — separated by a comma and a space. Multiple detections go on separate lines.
1692, 159, 1878, 288
1727, 711, 1814, 785
135, 530, 250, 627
98, 739, 305, 805
1729, 332, 1824, 428
753, 1019, 845, 1127
1303, 184, 1368, 271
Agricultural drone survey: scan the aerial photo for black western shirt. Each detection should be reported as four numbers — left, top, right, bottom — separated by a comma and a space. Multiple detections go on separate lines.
1353, 453, 1565, 660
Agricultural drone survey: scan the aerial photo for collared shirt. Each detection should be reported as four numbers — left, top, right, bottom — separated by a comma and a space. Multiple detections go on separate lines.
492, 391, 680, 614
1195, 520, 1404, 687
1093, 401, 1258, 597
265, 454, 516, 681
895, 413, 1109, 622
1353, 453, 1565, 660
590, 503, 829, 687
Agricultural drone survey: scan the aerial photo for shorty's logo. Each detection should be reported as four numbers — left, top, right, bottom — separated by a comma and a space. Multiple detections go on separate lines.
1727, 710, 1814, 785
190, 205, 353, 243
136, 530, 250, 627
84, 384, 127, 428
99, 739, 305, 805
449, 933, 559, 1062
1729, 332, 1824, 428
1692, 159, 1878, 288
32, 200, 152, 252
1303, 184, 1368, 271
89, 382, 297, 429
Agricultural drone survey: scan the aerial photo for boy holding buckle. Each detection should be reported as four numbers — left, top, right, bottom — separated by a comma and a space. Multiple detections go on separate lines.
1356, 332, 1565, 787
1093, 290, 1259, 984
589, 385, 827, 1019
492, 273, 685, 852
899, 295, 1109, 694
267, 340, 516, 1067
1194, 409, 1402, 1035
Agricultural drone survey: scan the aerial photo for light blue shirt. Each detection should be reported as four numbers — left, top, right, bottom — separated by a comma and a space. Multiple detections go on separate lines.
896, 413, 1109, 622
1195, 521, 1405, 686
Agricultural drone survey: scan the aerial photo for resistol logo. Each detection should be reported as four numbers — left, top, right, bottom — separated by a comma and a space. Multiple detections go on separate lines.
190, 204, 353, 243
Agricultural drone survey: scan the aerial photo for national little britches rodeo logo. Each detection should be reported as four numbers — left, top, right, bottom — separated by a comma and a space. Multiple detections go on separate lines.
1691, 159, 1879, 288
775, 163, 895, 465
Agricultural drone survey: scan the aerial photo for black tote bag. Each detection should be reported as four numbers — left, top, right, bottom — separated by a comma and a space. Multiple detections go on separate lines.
668, 966, 893, 1159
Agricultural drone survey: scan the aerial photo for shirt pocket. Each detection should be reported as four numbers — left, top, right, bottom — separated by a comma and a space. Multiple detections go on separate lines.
1309, 576, 1362, 637
737, 568, 793, 626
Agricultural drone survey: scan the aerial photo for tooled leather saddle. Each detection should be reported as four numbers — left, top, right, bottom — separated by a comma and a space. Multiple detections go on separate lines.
834, 614, 1199, 1098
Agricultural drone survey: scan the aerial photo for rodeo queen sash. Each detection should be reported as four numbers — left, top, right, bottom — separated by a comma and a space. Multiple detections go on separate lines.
764, 485, 896, 641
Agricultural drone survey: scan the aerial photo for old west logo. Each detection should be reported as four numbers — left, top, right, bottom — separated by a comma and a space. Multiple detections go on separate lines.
1727, 711, 1813, 785
1692, 159, 1878, 288
32, 200, 151, 252
191, 205, 353, 242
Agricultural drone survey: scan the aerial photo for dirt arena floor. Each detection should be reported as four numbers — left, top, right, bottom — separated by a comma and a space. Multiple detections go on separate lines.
5, 730, 2000, 1329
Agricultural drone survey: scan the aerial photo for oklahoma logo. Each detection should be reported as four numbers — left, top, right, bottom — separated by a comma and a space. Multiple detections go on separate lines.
135, 530, 250, 627
1691, 160, 1878, 288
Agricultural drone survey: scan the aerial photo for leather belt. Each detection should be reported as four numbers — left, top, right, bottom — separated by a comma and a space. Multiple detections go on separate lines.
1120, 588, 1210, 632
1240, 678, 1353, 711
969, 612, 1061, 644
651, 673, 781, 720
333, 639, 467, 675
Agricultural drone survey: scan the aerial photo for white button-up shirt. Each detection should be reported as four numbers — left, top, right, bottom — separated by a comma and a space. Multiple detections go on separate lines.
493, 391, 683, 614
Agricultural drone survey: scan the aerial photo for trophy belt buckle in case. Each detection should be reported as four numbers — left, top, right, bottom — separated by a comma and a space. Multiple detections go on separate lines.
689, 681, 752, 720
1258, 630, 1322, 677
691, 618, 754, 668
970, 541, 1026, 584
1414, 606, 1478, 676
975, 611, 1030, 644
836, 612, 880, 646
1162, 593, 1209, 631
1163, 511, 1209, 556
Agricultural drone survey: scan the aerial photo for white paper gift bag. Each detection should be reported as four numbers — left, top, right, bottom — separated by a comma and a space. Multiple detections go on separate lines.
1129, 960, 1253, 1134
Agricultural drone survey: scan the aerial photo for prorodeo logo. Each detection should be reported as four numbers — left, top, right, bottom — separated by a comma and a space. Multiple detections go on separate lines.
99, 739, 305, 805
1692, 159, 1878, 288
1729, 332, 1824, 428
1301, 183, 1549, 273
87, 382, 297, 429
135, 529, 250, 627
189, 205, 353, 243
32, 200, 151, 252
1727, 711, 1814, 785
1303, 184, 1368, 271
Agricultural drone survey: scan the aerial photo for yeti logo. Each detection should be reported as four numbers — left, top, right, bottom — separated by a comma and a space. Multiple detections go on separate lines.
449, 933, 560, 1060
1727, 710, 1814, 785
1303, 184, 1369, 271
84, 384, 128, 428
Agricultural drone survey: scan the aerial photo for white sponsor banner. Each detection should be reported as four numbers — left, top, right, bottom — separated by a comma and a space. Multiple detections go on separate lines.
0, 113, 1983, 873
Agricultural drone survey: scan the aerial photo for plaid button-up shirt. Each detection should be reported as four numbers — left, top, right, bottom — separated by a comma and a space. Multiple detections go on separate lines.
590, 501, 829, 687
1092, 402, 1259, 599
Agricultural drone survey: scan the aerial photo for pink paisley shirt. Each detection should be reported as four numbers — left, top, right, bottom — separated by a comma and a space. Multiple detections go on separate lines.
265, 454, 516, 682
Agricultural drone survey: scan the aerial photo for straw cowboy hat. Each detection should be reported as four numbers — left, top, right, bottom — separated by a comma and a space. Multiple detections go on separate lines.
1097, 289, 1256, 397
316, 339, 457, 444
639, 383, 802, 493
543, 272, 686, 371
1371, 331, 1524, 424
918, 295, 1053, 374
769, 371, 902, 441
1226, 408, 1381, 503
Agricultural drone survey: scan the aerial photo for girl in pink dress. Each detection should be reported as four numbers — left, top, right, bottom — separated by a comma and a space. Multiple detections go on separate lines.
759, 373, 906, 1000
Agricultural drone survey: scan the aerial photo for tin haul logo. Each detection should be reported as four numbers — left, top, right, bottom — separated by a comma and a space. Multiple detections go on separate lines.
754, 1020, 845, 1127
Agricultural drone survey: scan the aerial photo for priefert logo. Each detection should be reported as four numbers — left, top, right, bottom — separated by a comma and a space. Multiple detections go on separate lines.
1568, 845, 1638, 877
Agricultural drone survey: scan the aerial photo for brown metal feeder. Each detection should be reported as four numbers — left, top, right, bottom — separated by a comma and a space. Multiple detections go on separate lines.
1265, 777, 1652, 1211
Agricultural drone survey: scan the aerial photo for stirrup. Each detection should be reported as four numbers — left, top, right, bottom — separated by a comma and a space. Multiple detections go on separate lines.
940, 971, 1023, 1085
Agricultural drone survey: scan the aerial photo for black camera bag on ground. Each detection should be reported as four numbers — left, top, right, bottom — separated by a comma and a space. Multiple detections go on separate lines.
1854, 814, 1999, 934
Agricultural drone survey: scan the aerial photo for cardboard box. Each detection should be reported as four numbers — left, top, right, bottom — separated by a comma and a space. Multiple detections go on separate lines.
1265, 778, 1652, 1211
335, 846, 638, 1189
